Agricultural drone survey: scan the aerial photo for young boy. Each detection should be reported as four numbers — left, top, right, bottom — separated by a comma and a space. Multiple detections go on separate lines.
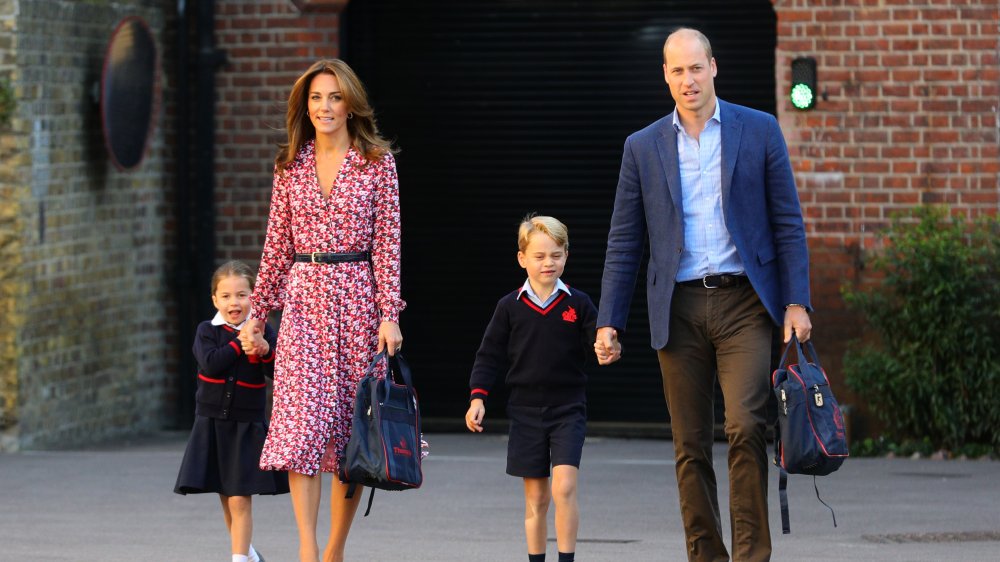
465, 215, 598, 562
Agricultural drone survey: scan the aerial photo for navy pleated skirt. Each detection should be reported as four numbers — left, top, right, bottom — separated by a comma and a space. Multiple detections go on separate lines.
174, 416, 289, 496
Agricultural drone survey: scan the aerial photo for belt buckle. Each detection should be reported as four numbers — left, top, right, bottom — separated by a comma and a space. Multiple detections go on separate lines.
310, 252, 321, 263
703, 275, 721, 289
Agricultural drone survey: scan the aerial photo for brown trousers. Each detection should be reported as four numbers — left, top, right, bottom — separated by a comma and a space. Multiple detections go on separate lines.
657, 282, 774, 562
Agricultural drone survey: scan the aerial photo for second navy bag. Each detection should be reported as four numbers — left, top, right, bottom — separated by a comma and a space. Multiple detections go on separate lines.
772, 333, 848, 533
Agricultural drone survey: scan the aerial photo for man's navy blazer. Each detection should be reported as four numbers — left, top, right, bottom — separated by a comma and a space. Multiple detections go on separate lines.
598, 99, 811, 349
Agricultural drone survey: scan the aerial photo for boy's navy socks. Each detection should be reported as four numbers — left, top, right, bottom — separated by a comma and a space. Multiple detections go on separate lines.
558, 552, 574, 562
529, 554, 545, 562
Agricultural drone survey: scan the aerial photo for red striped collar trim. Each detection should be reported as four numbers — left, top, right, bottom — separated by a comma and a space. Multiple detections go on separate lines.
519, 291, 568, 315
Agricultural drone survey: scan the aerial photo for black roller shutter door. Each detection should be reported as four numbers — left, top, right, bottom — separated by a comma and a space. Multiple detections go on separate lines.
343, 0, 777, 426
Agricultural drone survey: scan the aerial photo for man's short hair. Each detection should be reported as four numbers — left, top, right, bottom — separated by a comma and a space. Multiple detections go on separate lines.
663, 28, 713, 63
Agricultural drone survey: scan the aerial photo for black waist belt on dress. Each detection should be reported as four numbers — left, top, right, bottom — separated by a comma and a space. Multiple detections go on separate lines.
677, 274, 749, 289
294, 251, 370, 264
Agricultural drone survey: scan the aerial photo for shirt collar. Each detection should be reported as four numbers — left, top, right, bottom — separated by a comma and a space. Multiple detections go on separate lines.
517, 278, 570, 301
671, 99, 722, 133
211, 311, 248, 331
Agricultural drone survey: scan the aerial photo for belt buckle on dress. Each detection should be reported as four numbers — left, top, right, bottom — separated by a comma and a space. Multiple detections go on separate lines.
311, 252, 321, 263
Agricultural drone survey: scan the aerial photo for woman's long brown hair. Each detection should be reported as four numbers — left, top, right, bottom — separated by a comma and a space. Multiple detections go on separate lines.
275, 59, 396, 173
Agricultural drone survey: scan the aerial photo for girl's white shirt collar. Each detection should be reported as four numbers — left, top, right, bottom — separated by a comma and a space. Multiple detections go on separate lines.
211, 311, 248, 331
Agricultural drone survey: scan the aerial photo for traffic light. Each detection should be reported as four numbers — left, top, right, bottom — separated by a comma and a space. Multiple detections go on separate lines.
790, 57, 817, 110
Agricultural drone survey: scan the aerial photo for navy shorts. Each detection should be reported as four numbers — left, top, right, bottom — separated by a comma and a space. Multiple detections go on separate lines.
505, 402, 587, 478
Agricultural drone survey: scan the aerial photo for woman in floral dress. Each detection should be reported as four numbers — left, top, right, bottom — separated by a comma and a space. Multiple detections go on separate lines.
240, 59, 404, 562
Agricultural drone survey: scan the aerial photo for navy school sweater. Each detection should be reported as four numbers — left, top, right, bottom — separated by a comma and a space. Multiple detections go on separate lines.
193, 321, 277, 422
469, 286, 598, 407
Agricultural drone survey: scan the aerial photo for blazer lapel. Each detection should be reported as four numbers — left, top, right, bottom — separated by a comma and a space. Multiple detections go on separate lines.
655, 123, 683, 213
720, 102, 742, 211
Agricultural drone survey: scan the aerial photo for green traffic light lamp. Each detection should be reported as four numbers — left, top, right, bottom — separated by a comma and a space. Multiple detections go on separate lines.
790, 56, 817, 110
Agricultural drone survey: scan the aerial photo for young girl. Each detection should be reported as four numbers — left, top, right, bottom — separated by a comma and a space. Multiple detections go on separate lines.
175, 261, 289, 562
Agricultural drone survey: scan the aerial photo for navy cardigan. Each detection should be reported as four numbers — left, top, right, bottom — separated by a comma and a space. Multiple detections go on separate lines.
192, 321, 277, 422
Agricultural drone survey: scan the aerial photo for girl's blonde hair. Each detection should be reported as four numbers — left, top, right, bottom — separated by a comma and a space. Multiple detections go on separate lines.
517, 214, 569, 252
275, 59, 396, 173
210, 260, 255, 295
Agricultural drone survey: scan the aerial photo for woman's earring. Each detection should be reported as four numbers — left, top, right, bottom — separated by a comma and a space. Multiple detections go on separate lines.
348, 112, 354, 119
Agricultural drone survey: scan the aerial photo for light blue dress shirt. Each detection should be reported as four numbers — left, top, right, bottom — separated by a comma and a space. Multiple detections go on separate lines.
517, 278, 570, 308
673, 101, 745, 282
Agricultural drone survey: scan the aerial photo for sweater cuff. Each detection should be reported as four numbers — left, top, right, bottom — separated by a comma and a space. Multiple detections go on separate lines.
470, 389, 489, 402
260, 347, 276, 362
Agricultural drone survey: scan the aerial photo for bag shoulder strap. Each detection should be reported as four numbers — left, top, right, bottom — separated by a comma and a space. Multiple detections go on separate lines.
778, 468, 838, 534
343, 483, 377, 518
779, 466, 790, 534
363, 487, 376, 517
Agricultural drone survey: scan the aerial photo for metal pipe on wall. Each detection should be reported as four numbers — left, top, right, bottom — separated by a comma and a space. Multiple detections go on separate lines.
173, 0, 194, 427
174, 0, 226, 427
195, 0, 225, 323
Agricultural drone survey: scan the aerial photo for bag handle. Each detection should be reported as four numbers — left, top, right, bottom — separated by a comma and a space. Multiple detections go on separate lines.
364, 351, 417, 403
778, 332, 824, 371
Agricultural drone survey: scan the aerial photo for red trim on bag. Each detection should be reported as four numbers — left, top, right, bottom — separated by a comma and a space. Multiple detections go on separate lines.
375, 379, 423, 489
787, 365, 849, 459
198, 373, 224, 384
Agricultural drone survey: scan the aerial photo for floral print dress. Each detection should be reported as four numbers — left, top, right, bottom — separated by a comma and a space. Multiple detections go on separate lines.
250, 140, 405, 476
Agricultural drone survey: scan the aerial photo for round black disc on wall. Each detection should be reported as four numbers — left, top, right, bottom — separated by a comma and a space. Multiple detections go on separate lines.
100, 16, 158, 171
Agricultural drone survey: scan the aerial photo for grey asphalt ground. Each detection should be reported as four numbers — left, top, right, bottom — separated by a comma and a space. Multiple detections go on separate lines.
1, 431, 998, 562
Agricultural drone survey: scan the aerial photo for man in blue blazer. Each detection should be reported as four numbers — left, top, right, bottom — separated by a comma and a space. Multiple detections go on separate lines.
595, 29, 813, 562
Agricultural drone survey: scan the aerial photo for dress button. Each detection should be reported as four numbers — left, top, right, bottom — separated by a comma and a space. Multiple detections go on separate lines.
228, 377, 234, 381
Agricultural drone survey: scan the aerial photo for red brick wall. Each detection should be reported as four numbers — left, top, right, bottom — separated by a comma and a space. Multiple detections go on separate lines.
773, 0, 999, 413
213, 1, 341, 262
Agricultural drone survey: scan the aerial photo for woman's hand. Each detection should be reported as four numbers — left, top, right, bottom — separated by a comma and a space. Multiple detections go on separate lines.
239, 319, 266, 356
377, 320, 403, 356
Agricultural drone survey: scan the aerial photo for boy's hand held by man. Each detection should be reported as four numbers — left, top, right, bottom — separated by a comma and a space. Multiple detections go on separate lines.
595, 327, 621, 365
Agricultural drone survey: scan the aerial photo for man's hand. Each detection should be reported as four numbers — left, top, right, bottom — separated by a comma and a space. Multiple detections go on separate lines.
783, 306, 812, 343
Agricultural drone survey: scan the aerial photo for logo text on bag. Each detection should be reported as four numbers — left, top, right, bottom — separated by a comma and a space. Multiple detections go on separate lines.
393, 438, 412, 457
